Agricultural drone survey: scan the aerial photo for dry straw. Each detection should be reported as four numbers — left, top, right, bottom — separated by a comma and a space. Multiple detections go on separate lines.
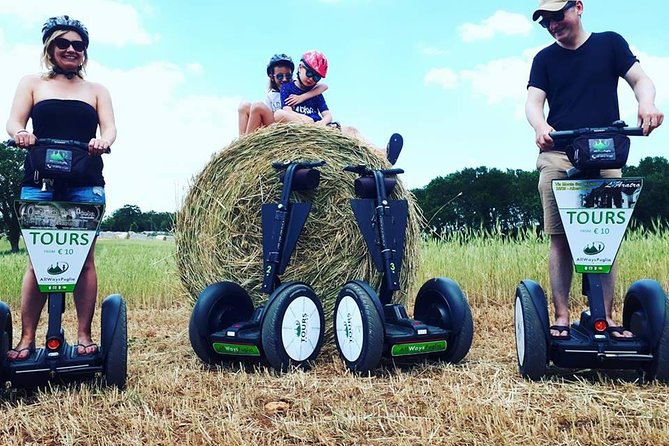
175, 124, 421, 340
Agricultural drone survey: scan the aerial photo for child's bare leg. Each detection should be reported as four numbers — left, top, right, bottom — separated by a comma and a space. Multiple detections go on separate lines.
274, 109, 315, 124
246, 102, 275, 134
238, 102, 251, 136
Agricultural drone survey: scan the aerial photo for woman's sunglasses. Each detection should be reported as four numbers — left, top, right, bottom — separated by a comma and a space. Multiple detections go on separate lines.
273, 73, 292, 81
53, 37, 86, 52
539, 1, 576, 29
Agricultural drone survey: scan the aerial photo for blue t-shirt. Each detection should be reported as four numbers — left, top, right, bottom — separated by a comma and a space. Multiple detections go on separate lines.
528, 32, 638, 136
280, 82, 329, 122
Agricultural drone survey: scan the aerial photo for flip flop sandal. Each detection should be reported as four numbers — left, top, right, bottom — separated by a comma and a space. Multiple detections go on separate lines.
7, 345, 35, 361
75, 342, 99, 356
549, 325, 570, 340
607, 326, 636, 341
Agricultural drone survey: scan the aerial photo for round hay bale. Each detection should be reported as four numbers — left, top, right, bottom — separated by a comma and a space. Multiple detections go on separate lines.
175, 124, 422, 342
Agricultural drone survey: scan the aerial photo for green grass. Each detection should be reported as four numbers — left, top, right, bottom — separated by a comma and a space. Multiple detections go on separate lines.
0, 238, 180, 309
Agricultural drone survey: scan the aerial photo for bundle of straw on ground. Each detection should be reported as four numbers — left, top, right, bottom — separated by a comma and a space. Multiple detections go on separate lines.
175, 123, 421, 342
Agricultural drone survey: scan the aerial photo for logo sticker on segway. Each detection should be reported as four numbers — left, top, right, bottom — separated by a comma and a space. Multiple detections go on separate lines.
15, 200, 104, 292
552, 179, 642, 273
281, 296, 321, 361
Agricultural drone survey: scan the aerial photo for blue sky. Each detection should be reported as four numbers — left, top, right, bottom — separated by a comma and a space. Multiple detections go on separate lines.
0, 0, 667, 213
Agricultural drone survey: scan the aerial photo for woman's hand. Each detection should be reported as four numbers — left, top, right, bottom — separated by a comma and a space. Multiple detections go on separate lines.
88, 138, 110, 155
13, 130, 36, 149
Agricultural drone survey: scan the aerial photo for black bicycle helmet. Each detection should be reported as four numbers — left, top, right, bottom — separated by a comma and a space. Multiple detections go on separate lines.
42, 15, 89, 48
266, 53, 294, 76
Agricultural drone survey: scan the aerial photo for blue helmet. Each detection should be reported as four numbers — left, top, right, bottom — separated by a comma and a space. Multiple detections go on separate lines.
266, 53, 294, 76
42, 15, 89, 48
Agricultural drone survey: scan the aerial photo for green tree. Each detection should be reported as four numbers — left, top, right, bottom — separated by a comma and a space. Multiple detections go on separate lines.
623, 156, 669, 229
0, 142, 25, 252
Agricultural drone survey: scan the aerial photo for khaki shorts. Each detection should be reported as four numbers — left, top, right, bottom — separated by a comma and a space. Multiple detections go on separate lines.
537, 151, 621, 235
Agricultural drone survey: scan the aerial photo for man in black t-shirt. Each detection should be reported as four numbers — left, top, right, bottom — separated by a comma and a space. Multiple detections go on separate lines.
525, 0, 664, 340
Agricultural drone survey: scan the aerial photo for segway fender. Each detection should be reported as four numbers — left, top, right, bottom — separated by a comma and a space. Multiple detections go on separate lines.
519, 280, 550, 343
261, 202, 312, 275
350, 199, 383, 271
101, 294, 124, 351
623, 279, 667, 348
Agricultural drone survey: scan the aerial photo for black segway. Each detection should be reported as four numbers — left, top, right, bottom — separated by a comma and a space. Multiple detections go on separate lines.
189, 160, 326, 372
333, 134, 474, 373
0, 138, 127, 389
515, 121, 669, 382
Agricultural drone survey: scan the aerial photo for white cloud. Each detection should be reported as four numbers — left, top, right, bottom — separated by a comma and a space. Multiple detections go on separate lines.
458, 11, 533, 42
417, 42, 449, 57
424, 68, 459, 89
0, 0, 156, 46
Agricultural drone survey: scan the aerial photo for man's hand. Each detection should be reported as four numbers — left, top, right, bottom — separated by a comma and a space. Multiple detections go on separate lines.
535, 123, 555, 152
638, 103, 664, 136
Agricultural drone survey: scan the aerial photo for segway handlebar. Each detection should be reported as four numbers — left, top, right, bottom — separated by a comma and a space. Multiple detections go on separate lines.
343, 165, 405, 176
7, 138, 111, 153
549, 124, 644, 141
272, 160, 326, 171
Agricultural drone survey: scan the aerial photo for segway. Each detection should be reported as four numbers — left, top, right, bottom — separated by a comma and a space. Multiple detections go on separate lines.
333, 134, 474, 373
515, 121, 669, 382
189, 160, 326, 372
0, 138, 127, 389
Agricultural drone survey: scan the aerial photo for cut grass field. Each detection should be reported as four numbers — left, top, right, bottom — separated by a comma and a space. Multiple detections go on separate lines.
1, 233, 668, 445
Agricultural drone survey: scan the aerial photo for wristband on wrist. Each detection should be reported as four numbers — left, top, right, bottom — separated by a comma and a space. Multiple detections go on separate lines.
16, 129, 28, 134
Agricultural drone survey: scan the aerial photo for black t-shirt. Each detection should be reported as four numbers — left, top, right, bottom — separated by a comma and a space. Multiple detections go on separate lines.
528, 32, 638, 138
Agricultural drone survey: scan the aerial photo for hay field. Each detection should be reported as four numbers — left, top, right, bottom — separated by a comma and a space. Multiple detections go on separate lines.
1, 234, 669, 445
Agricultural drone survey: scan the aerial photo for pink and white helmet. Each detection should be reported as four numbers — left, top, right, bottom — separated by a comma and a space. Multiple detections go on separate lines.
301, 50, 328, 78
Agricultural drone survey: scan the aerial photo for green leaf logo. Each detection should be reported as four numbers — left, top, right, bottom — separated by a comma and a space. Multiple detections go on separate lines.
591, 140, 610, 151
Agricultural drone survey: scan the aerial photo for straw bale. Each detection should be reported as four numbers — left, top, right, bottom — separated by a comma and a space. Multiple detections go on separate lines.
175, 124, 421, 339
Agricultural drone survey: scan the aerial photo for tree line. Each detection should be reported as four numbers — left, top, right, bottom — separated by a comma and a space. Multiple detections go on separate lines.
411, 157, 669, 237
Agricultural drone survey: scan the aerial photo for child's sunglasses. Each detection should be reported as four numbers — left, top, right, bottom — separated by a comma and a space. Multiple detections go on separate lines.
539, 1, 576, 29
273, 73, 292, 81
302, 64, 322, 82
53, 37, 86, 52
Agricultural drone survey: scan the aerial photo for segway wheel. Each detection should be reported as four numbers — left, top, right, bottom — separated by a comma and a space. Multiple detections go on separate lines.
623, 280, 669, 382
261, 282, 325, 371
333, 281, 384, 373
514, 283, 547, 381
413, 278, 473, 364
189, 281, 255, 365
0, 301, 11, 382
101, 294, 128, 389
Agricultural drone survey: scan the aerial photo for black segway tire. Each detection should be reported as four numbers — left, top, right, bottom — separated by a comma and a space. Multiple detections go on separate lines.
261, 282, 325, 372
624, 280, 669, 382
101, 294, 128, 389
189, 281, 255, 365
0, 301, 11, 382
333, 281, 384, 374
514, 283, 547, 381
413, 278, 473, 364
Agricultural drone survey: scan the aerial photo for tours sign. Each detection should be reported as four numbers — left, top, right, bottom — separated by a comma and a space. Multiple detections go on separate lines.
15, 200, 104, 292
552, 178, 642, 274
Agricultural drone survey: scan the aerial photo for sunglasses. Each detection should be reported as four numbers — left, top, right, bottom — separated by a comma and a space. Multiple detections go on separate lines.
302, 64, 322, 82
273, 73, 292, 81
53, 37, 86, 52
539, 2, 576, 29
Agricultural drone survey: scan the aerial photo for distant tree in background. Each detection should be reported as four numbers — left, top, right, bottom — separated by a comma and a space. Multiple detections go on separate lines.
623, 157, 669, 229
413, 167, 541, 236
0, 142, 25, 252
100, 204, 174, 232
